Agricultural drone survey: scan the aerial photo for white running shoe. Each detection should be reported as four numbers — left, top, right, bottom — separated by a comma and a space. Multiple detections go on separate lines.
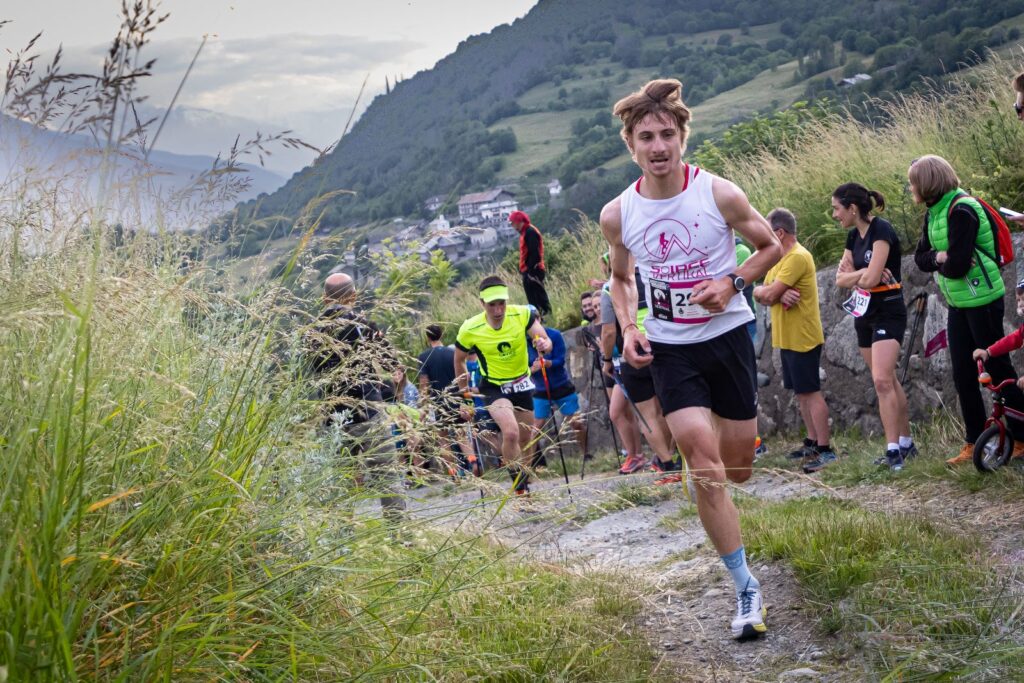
731, 582, 767, 639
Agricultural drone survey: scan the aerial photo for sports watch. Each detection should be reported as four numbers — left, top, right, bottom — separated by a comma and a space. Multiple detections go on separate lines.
728, 272, 745, 292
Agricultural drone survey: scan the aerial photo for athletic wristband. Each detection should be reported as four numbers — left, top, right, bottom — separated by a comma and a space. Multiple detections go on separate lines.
623, 322, 639, 334
602, 356, 612, 362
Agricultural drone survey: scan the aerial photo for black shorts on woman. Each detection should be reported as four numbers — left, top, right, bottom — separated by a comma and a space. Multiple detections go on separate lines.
854, 295, 907, 348
847, 216, 908, 348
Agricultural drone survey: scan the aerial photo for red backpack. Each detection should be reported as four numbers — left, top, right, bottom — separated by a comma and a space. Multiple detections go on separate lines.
949, 193, 1015, 272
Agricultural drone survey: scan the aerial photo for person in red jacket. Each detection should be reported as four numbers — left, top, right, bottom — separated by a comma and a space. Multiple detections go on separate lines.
510, 210, 551, 315
972, 278, 1024, 401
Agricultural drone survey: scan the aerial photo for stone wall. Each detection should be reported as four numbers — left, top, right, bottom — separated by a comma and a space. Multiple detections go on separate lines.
562, 235, 1024, 442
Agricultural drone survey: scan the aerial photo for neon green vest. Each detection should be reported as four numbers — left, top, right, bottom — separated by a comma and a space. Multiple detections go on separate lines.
927, 188, 1003, 308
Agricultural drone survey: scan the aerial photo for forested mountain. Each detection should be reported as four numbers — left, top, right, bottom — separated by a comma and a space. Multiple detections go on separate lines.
222, 0, 1024, 247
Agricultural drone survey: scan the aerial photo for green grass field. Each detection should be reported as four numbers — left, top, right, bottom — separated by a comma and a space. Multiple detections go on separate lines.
492, 108, 600, 175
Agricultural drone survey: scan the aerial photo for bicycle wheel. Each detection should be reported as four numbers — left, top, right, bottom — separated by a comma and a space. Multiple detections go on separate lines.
973, 425, 1013, 472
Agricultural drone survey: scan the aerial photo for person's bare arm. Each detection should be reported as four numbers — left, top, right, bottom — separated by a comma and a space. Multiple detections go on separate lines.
600, 318, 616, 376
753, 279, 794, 306
857, 240, 891, 289
454, 347, 469, 393
527, 319, 552, 355
835, 249, 863, 289
690, 178, 781, 312
600, 196, 650, 367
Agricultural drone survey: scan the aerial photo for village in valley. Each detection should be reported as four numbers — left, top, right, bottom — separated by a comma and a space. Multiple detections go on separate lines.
338, 180, 562, 269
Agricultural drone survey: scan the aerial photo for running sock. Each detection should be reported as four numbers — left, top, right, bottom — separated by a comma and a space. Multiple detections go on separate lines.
815, 443, 831, 453
899, 436, 913, 449
802, 437, 815, 449
887, 442, 900, 453
721, 546, 759, 594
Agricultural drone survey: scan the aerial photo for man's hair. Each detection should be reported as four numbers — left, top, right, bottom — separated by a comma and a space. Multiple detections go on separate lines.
479, 274, 506, 291
907, 155, 960, 204
1014, 72, 1024, 93
766, 208, 797, 235
580, 291, 593, 301
425, 324, 443, 341
612, 78, 691, 147
324, 273, 355, 301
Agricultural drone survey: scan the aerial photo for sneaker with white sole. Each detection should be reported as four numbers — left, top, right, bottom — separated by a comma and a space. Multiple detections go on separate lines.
731, 582, 768, 639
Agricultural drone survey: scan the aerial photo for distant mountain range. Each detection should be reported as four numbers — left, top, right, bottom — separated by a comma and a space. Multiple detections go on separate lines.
131, 104, 331, 177
0, 113, 287, 220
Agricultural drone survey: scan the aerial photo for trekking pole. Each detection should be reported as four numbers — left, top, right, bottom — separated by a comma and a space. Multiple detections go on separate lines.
534, 339, 572, 499
599, 363, 622, 468
580, 358, 596, 480
900, 293, 928, 385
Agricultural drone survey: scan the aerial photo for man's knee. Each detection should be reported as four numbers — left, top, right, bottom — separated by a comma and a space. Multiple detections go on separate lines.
726, 464, 753, 483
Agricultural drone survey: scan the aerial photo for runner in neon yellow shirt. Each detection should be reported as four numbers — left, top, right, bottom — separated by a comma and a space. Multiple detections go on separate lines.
455, 275, 551, 495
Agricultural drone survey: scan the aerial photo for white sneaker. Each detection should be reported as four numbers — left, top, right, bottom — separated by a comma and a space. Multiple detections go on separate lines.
731, 582, 767, 639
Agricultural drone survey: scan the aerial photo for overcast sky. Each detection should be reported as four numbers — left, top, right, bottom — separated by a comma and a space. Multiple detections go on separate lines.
2, 1, 538, 153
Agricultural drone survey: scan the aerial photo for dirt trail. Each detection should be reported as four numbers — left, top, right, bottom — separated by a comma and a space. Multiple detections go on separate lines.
408, 467, 854, 681
405, 459, 1024, 680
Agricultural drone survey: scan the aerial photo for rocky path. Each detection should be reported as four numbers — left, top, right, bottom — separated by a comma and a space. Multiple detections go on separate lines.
406, 465, 856, 681
401, 451, 1024, 681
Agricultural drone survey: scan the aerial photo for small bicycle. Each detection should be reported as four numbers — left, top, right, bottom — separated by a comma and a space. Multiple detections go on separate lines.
973, 360, 1024, 472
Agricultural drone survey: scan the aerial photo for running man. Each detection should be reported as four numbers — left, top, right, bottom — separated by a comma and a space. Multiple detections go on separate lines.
601, 78, 782, 639
455, 275, 552, 495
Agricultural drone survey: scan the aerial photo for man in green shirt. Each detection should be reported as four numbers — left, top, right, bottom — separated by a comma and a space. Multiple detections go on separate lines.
753, 208, 835, 472
455, 275, 552, 495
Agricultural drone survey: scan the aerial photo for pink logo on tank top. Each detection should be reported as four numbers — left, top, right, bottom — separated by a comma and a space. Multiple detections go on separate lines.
642, 218, 706, 263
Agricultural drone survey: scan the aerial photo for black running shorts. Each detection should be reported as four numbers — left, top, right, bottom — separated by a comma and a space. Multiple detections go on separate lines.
479, 378, 534, 412
619, 361, 657, 404
854, 298, 907, 348
648, 323, 757, 421
780, 345, 822, 394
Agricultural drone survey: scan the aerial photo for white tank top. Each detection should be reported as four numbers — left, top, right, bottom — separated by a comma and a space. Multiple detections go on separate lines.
619, 163, 752, 344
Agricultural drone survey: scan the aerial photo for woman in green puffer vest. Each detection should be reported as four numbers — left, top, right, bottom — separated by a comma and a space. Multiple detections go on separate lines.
911, 154, 1024, 465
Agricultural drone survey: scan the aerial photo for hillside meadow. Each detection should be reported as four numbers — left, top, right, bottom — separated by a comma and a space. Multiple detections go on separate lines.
458, 56, 1024, 334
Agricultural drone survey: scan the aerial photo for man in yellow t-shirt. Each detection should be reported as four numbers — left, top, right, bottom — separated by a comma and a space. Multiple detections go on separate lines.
753, 208, 835, 473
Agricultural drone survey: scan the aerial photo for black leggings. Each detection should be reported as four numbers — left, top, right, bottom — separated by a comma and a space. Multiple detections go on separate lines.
948, 297, 1024, 443
522, 270, 551, 316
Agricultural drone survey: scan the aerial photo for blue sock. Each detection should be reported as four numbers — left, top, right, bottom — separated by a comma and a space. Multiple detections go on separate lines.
721, 546, 759, 594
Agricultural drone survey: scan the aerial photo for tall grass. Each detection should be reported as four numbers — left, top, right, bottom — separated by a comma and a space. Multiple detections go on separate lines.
0, 207, 668, 682
0, 12, 662, 680
711, 56, 1024, 265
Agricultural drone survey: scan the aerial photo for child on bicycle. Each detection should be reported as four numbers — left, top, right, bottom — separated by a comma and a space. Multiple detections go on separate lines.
971, 277, 1024, 391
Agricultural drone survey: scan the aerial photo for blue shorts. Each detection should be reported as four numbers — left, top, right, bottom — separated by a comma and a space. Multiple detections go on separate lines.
533, 391, 580, 420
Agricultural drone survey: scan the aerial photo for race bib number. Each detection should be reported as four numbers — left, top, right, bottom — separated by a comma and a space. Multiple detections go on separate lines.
501, 375, 534, 394
841, 288, 871, 318
649, 278, 719, 324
